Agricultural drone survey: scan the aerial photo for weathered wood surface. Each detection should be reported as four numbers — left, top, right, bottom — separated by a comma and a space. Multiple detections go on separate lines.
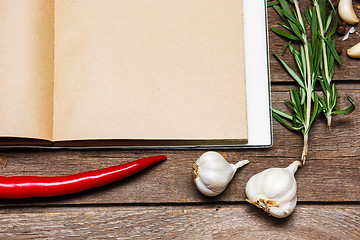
0, 1, 359, 239
0, 204, 358, 239
0, 86, 358, 206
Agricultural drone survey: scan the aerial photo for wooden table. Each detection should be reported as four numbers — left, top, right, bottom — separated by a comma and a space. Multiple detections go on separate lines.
0, 2, 359, 239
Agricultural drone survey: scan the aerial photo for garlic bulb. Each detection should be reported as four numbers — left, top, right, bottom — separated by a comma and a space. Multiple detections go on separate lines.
245, 161, 301, 218
347, 42, 360, 58
192, 151, 249, 196
338, 0, 359, 25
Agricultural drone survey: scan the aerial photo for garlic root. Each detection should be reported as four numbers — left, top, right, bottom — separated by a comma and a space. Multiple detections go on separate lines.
245, 161, 301, 218
347, 42, 360, 58
338, 0, 359, 25
193, 151, 249, 197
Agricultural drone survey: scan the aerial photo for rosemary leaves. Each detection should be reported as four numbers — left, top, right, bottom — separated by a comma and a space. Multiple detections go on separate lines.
269, 0, 355, 164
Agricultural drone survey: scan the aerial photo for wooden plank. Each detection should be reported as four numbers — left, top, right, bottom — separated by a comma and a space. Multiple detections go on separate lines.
267, 2, 360, 83
0, 204, 358, 239
0, 87, 358, 205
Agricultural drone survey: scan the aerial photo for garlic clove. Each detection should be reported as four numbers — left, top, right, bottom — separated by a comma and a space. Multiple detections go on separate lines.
347, 42, 360, 58
245, 161, 301, 218
193, 151, 249, 197
193, 174, 219, 196
338, 0, 359, 25
268, 196, 297, 218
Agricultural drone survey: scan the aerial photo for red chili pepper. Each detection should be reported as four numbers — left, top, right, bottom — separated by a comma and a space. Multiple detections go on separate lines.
0, 155, 166, 199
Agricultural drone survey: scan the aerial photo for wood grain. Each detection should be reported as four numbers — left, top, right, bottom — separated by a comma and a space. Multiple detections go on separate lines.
0, 204, 358, 239
0, 2, 358, 239
0, 86, 358, 205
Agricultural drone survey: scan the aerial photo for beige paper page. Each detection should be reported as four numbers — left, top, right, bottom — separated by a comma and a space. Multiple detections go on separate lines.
54, 0, 247, 141
0, 0, 54, 140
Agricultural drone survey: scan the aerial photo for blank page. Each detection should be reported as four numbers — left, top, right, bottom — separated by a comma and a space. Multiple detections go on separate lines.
53, 0, 247, 143
0, 0, 54, 140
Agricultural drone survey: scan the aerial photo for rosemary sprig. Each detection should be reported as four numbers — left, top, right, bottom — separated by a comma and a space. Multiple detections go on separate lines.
269, 0, 355, 164
313, 0, 355, 127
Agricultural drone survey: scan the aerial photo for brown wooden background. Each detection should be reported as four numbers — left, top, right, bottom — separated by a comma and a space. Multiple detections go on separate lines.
0, 1, 359, 239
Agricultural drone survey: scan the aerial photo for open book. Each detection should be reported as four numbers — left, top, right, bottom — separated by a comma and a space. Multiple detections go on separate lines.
0, 0, 271, 148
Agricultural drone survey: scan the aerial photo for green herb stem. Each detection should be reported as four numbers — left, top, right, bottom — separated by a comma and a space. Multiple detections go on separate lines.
270, 0, 355, 166
314, 0, 332, 127
294, 0, 312, 164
